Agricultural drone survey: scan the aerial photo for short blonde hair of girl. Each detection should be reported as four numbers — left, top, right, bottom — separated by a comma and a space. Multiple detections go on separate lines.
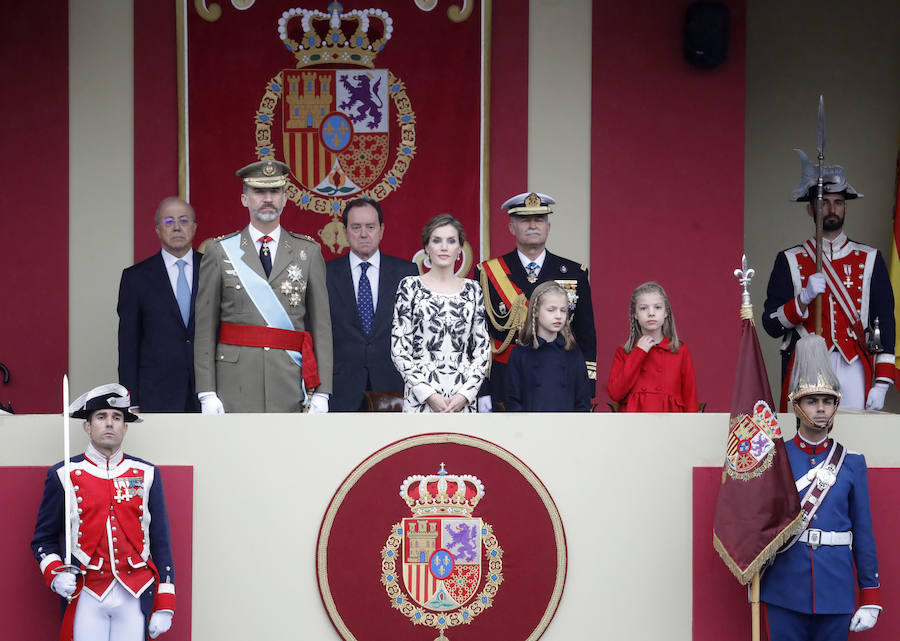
518, 281, 577, 349
624, 281, 681, 354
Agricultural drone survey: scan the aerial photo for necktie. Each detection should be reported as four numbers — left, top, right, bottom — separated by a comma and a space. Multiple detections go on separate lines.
175, 259, 190, 326
259, 235, 273, 277
526, 261, 539, 283
358, 261, 374, 334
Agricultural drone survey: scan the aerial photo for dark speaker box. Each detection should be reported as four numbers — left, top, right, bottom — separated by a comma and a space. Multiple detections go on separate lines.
684, 2, 731, 69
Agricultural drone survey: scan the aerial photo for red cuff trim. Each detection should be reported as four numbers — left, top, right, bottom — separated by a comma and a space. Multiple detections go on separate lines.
859, 586, 882, 608
42, 559, 63, 588
153, 586, 176, 613
783, 298, 804, 326
874, 361, 895, 382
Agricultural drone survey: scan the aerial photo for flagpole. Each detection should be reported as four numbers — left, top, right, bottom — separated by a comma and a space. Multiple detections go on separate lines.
750, 571, 761, 641
814, 95, 826, 334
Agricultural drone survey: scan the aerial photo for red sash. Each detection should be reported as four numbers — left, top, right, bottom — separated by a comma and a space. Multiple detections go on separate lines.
219, 322, 321, 388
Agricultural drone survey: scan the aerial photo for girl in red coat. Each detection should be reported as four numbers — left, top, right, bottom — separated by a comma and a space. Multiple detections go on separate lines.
607, 281, 698, 412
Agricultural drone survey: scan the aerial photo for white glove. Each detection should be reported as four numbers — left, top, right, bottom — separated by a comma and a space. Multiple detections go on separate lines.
849, 605, 880, 632
865, 382, 889, 411
799, 273, 826, 306
148, 611, 173, 638
199, 392, 225, 414
308, 392, 329, 414
50, 572, 76, 598
477, 396, 492, 413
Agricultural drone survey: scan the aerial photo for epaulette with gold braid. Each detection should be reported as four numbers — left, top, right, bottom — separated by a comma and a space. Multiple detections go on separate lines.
286, 230, 319, 244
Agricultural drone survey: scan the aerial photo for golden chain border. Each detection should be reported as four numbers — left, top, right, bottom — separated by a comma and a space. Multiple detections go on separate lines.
380, 520, 503, 632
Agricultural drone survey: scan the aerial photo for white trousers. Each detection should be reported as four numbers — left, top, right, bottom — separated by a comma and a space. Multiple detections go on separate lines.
830, 350, 865, 410
73, 581, 144, 641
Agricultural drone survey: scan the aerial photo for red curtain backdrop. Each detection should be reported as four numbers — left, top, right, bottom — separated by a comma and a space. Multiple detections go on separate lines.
133, 0, 180, 262
0, 1, 69, 413
134, 1, 528, 269
591, 0, 747, 411
695, 466, 900, 640
1, 465, 194, 641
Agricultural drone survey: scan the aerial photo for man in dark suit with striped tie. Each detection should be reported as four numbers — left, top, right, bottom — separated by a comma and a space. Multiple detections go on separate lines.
326, 198, 418, 411
117, 197, 201, 412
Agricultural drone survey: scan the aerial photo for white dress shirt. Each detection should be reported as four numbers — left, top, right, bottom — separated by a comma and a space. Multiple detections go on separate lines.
248, 224, 282, 265
517, 249, 547, 273
161, 248, 194, 295
349, 250, 381, 312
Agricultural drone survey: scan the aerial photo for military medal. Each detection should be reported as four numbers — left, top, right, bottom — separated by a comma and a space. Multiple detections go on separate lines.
281, 281, 294, 295
559, 264, 567, 274
300, 249, 308, 261
288, 264, 303, 281
498, 302, 507, 314
289, 292, 302, 307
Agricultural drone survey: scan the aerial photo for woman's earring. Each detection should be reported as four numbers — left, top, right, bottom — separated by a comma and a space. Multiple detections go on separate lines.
423, 252, 432, 269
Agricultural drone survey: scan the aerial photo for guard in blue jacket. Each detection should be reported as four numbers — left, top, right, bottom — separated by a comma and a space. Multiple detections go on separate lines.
760, 335, 882, 640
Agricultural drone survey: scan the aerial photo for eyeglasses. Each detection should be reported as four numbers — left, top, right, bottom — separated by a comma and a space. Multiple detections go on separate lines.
160, 216, 194, 227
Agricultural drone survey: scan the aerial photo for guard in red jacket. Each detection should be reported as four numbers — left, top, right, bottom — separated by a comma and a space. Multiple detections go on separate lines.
31, 384, 175, 641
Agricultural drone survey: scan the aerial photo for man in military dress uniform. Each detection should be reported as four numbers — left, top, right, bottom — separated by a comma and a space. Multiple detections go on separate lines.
31, 384, 176, 640
763, 154, 895, 411
760, 335, 881, 640
475, 192, 596, 411
194, 160, 333, 413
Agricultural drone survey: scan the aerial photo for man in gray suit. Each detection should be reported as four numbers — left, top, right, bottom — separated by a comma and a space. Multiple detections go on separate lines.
193, 160, 332, 413
326, 198, 418, 411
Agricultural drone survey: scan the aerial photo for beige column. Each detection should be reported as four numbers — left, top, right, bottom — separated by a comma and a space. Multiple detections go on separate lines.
69, 0, 135, 395
528, 0, 593, 266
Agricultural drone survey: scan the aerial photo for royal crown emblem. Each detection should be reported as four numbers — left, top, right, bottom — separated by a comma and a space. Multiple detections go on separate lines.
253, 2, 416, 251
381, 463, 503, 640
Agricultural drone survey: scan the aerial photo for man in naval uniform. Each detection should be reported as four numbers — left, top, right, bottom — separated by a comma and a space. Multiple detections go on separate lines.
760, 335, 881, 640
762, 153, 895, 411
31, 384, 175, 640
474, 192, 596, 411
194, 159, 333, 413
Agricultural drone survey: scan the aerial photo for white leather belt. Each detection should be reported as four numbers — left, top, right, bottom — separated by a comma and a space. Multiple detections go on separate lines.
798, 529, 852, 549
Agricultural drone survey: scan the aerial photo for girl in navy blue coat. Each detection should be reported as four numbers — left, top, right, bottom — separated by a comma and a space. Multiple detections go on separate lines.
505, 281, 592, 412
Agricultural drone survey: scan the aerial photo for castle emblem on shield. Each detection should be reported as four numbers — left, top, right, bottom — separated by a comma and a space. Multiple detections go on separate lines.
381, 463, 503, 639
254, 2, 416, 236
726, 400, 781, 481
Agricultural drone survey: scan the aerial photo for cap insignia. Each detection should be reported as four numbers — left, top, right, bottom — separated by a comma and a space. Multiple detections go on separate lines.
524, 193, 541, 209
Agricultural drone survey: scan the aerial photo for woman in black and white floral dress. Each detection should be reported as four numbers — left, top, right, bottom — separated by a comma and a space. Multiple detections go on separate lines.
391, 215, 490, 412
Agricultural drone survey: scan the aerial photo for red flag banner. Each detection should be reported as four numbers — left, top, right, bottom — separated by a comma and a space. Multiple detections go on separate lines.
181, 1, 485, 267
712, 309, 802, 584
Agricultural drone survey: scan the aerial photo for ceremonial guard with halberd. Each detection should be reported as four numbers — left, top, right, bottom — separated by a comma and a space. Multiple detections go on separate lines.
193, 159, 333, 413
760, 335, 882, 640
31, 384, 176, 640
762, 153, 895, 411
474, 192, 596, 411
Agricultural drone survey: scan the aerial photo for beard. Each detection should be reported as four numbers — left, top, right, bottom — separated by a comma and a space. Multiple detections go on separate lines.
822, 214, 844, 232
252, 207, 281, 223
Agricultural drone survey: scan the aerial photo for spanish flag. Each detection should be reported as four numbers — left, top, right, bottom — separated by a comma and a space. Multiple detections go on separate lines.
890, 143, 900, 385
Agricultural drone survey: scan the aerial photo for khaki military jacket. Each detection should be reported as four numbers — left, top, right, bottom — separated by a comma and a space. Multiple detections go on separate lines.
194, 226, 333, 412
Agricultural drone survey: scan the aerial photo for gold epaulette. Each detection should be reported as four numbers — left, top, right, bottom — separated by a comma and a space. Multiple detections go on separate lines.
215, 230, 241, 241
286, 230, 318, 244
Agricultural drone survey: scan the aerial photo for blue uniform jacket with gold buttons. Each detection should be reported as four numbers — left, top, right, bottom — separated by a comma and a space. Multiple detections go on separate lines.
760, 436, 881, 614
